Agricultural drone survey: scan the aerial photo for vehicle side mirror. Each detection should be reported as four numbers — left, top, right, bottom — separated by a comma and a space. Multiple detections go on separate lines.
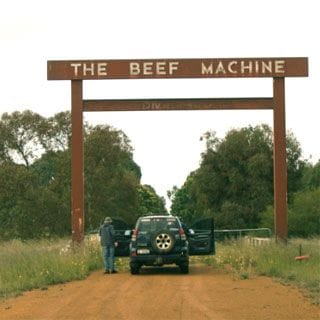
124, 230, 132, 237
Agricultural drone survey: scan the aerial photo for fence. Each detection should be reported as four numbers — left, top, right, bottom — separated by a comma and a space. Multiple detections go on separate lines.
214, 228, 272, 241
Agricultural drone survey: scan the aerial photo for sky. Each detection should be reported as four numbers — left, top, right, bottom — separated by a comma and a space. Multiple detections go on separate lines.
1, 0, 319, 208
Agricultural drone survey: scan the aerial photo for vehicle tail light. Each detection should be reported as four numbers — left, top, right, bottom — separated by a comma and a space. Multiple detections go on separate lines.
179, 228, 186, 241
132, 228, 138, 241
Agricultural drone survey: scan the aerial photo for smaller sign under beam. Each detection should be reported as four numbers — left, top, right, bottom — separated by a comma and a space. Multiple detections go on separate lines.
82, 98, 273, 112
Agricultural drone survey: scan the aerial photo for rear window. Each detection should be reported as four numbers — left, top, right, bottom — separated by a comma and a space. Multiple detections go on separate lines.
137, 217, 179, 232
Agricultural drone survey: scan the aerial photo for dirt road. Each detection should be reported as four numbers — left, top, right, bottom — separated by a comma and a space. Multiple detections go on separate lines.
1, 264, 319, 320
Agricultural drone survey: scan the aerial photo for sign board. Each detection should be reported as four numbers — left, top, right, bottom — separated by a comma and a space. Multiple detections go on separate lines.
47, 57, 308, 80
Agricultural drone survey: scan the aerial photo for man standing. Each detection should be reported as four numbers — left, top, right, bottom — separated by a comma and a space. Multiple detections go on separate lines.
99, 217, 118, 274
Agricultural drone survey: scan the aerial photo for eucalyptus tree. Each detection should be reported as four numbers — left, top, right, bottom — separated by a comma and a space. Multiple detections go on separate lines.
0, 110, 46, 166
170, 125, 306, 230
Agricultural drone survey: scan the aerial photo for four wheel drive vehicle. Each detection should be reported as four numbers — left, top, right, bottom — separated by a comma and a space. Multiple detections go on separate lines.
124, 215, 215, 274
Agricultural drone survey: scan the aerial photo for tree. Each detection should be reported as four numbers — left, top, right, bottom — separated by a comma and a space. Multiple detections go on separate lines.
138, 184, 167, 216
286, 130, 306, 201
0, 110, 46, 166
215, 202, 247, 229
170, 125, 306, 230
41, 111, 72, 151
0, 162, 45, 239
195, 125, 274, 228
31, 150, 71, 236
301, 160, 320, 191
84, 125, 142, 228
261, 188, 320, 237
259, 205, 274, 232
289, 188, 320, 237
0, 110, 184, 239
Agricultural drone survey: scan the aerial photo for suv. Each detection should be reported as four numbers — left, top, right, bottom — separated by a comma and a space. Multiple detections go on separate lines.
127, 215, 215, 274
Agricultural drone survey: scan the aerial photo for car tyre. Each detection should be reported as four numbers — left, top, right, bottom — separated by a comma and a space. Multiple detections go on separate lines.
151, 230, 175, 254
130, 263, 140, 275
180, 263, 189, 274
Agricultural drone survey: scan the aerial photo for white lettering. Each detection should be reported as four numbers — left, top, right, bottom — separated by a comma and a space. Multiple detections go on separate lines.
97, 63, 108, 76
261, 61, 272, 73
241, 61, 253, 73
255, 61, 259, 73
70, 63, 81, 76
156, 62, 166, 75
68, 59, 288, 78
169, 62, 179, 74
144, 62, 153, 75
275, 60, 285, 73
227, 61, 238, 74
201, 60, 286, 76
202, 62, 213, 74
215, 61, 226, 74
83, 63, 95, 76
130, 61, 180, 76
130, 62, 140, 75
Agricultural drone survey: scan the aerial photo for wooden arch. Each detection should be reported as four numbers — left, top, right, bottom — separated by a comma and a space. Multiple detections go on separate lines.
47, 57, 308, 243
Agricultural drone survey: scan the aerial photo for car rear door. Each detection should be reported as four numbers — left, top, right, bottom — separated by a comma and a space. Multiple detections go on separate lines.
112, 218, 132, 257
188, 218, 215, 255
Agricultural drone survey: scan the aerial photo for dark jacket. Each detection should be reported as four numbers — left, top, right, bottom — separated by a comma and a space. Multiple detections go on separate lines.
99, 223, 115, 247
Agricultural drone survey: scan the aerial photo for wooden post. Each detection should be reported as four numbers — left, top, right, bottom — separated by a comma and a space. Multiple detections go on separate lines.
71, 80, 84, 243
273, 77, 288, 241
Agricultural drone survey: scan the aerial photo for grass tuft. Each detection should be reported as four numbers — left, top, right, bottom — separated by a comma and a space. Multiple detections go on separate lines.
0, 238, 107, 298
202, 238, 320, 304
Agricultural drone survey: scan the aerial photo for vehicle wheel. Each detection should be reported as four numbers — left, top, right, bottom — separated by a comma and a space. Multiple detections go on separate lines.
180, 263, 189, 274
130, 263, 140, 275
151, 230, 175, 254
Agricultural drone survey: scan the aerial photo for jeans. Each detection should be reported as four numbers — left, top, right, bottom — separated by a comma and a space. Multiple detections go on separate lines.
102, 245, 115, 271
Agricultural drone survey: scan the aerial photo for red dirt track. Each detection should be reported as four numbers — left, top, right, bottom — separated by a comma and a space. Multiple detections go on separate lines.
1, 264, 319, 320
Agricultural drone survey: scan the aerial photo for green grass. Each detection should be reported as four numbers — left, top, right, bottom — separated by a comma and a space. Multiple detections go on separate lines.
0, 238, 107, 298
203, 238, 320, 304
1, 237, 319, 304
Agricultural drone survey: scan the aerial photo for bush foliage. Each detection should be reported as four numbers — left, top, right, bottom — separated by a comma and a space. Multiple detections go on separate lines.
169, 125, 320, 237
0, 110, 166, 240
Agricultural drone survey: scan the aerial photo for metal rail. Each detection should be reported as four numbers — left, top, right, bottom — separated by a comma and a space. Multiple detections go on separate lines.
214, 228, 272, 239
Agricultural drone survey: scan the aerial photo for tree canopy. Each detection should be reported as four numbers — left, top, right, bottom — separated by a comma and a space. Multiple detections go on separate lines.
0, 110, 165, 239
1, 111, 318, 239
169, 124, 319, 236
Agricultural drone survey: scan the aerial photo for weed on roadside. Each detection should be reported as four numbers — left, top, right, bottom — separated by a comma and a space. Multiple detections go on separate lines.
199, 238, 320, 304
0, 238, 105, 299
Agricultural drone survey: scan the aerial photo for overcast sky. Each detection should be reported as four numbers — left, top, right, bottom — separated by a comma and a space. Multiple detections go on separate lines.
1, 0, 319, 207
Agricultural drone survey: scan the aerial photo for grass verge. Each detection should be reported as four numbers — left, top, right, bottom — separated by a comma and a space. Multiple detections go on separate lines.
0, 238, 107, 299
201, 238, 320, 304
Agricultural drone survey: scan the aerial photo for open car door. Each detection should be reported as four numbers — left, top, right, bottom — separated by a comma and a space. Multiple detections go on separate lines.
188, 218, 215, 255
112, 218, 132, 257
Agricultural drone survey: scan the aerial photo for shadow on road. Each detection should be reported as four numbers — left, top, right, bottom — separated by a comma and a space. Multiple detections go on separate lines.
137, 264, 210, 276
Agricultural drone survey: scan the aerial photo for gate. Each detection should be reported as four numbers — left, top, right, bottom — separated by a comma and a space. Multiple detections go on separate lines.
47, 57, 308, 243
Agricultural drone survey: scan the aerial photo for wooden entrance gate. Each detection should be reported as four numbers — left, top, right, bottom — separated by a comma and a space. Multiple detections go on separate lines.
47, 57, 308, 243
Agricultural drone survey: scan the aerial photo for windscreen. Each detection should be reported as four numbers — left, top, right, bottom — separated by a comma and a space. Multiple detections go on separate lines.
138, 217, 179, 232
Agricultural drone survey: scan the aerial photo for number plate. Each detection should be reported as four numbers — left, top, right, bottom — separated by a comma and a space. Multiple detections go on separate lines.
137, 248, 150, 254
